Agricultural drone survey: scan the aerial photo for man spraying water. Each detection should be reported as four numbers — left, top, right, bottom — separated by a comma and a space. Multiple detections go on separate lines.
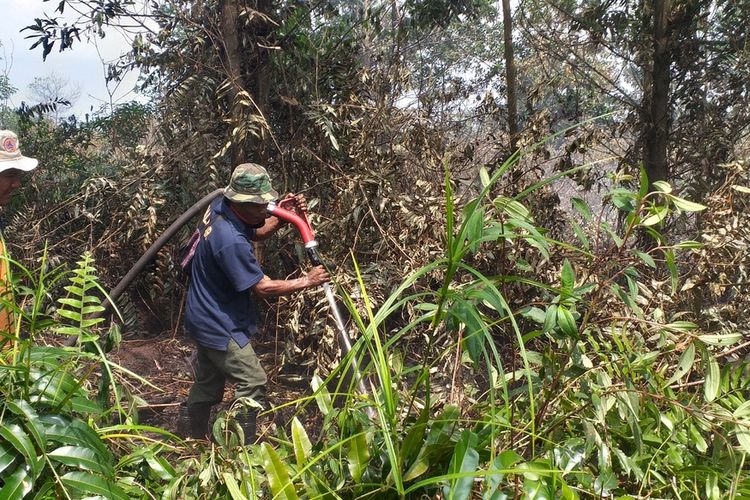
181, 163, 328, 444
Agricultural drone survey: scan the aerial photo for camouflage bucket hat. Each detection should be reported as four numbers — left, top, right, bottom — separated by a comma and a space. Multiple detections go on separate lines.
224, 163, 279, 204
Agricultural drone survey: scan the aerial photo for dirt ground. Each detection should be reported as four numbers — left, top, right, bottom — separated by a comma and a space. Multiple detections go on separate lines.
109, 332, 323, 440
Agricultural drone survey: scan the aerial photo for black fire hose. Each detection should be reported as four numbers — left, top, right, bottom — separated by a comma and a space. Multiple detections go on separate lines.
63, 188, 224, 346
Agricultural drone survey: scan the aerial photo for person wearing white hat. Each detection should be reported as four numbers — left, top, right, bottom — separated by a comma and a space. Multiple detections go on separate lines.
0, 130, 38, 336
0, 130, 38, 204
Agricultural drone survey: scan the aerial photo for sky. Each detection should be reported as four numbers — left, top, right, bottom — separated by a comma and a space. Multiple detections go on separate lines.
1, 0, 145, 118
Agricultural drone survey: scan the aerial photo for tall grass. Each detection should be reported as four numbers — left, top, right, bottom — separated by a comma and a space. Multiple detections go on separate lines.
248, 152, 750, 499
3, 145, 749, 498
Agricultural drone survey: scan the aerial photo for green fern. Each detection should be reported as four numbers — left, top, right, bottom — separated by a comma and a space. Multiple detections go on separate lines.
53, 252, 106, 342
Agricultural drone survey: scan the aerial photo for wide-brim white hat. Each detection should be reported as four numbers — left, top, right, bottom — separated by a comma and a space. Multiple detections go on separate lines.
0, 130, 38, 172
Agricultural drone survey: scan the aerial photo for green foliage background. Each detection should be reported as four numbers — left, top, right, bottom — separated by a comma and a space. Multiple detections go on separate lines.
1, 0, 749, 497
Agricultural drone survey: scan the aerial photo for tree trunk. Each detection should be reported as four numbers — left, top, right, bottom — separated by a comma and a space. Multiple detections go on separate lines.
502, 0, 519, 152
643, 0, 670, 187
252, 0, 274, 162
220, 0, 245, 167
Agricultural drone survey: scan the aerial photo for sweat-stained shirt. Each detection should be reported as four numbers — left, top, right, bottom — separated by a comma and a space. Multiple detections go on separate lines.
184, 197, 265, 351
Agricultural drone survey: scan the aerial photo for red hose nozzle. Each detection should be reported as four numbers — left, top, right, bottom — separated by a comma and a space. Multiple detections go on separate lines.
268, 202, 316, 246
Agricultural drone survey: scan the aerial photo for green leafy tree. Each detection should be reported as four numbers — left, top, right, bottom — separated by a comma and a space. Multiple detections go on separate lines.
517, 0, 750, 191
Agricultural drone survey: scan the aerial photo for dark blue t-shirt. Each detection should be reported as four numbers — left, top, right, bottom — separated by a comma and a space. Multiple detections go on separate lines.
184, 197, 265, 350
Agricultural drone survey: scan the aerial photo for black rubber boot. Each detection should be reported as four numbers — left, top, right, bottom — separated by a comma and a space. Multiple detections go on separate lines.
187, 403, 212, 440
237, 410, 258, 445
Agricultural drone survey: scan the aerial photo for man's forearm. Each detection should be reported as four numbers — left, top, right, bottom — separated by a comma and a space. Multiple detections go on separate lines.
253, 276, 314, 298
253, 216, 283, 240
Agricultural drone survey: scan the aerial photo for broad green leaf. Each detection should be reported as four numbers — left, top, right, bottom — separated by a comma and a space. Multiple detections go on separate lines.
451, 300, 485, 364
60, 471, 128, 500
560, 479, 580, 500
0, 466, 33, 499
145, 454, 176, 481
261, 443, 298, 500
310, 375, 333, 416
556, 306, 578, 338
664, 250, 678, 294
494, 196, 531, 221
631, 351, 660, 368
665, 321, 699, 331
57, 309, 83, 321
479, 166, 490, 188
610, 188, 637, 212
57, 298, 83, 308
634, 250, 656, 268
542, 305, 557, 334
70, 397, 103, 414
81, 305, 106, 315
81, 318, 105, 328
554, 439, 587, 473
445, 430, 479, 500
291, 418, 312, 469
404, 406, 460, 481
638, 167, 649, 197
401, 395, 430, 469
43, 424, 94, 449
625, 272, 639, 302
704, 355, 720, 402
665, 343, 695, 386
49, 446, 112, 476
463, 207, 485, 253
705, 473, 720, 500
520, 307, 546, 325
41, 418, 112, 462
0, 424, 37, 477
0, 443, 15, 475
641, 206, 668, 226
31, 371, 80, 405
484, 450, 522, 500
652, 180, 672, 193
222, 472, 246, 500
735, 427, 750, 454
673, 240, 702, 249
470, 284, 506, 315
46, 424, 108, 458
733, 401, 750, 419
593, 468, 618, 496
698, 332, 743, 346
63, 285, 85, 297
5, 400, 46, 450
689, 424, 708, 453
53, 326, 83, 336
346, 429, 370, 482
561, 260, 575, 293
571, 197, 592, 221
668, 194, 706, 212
570, 220, 590, 249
